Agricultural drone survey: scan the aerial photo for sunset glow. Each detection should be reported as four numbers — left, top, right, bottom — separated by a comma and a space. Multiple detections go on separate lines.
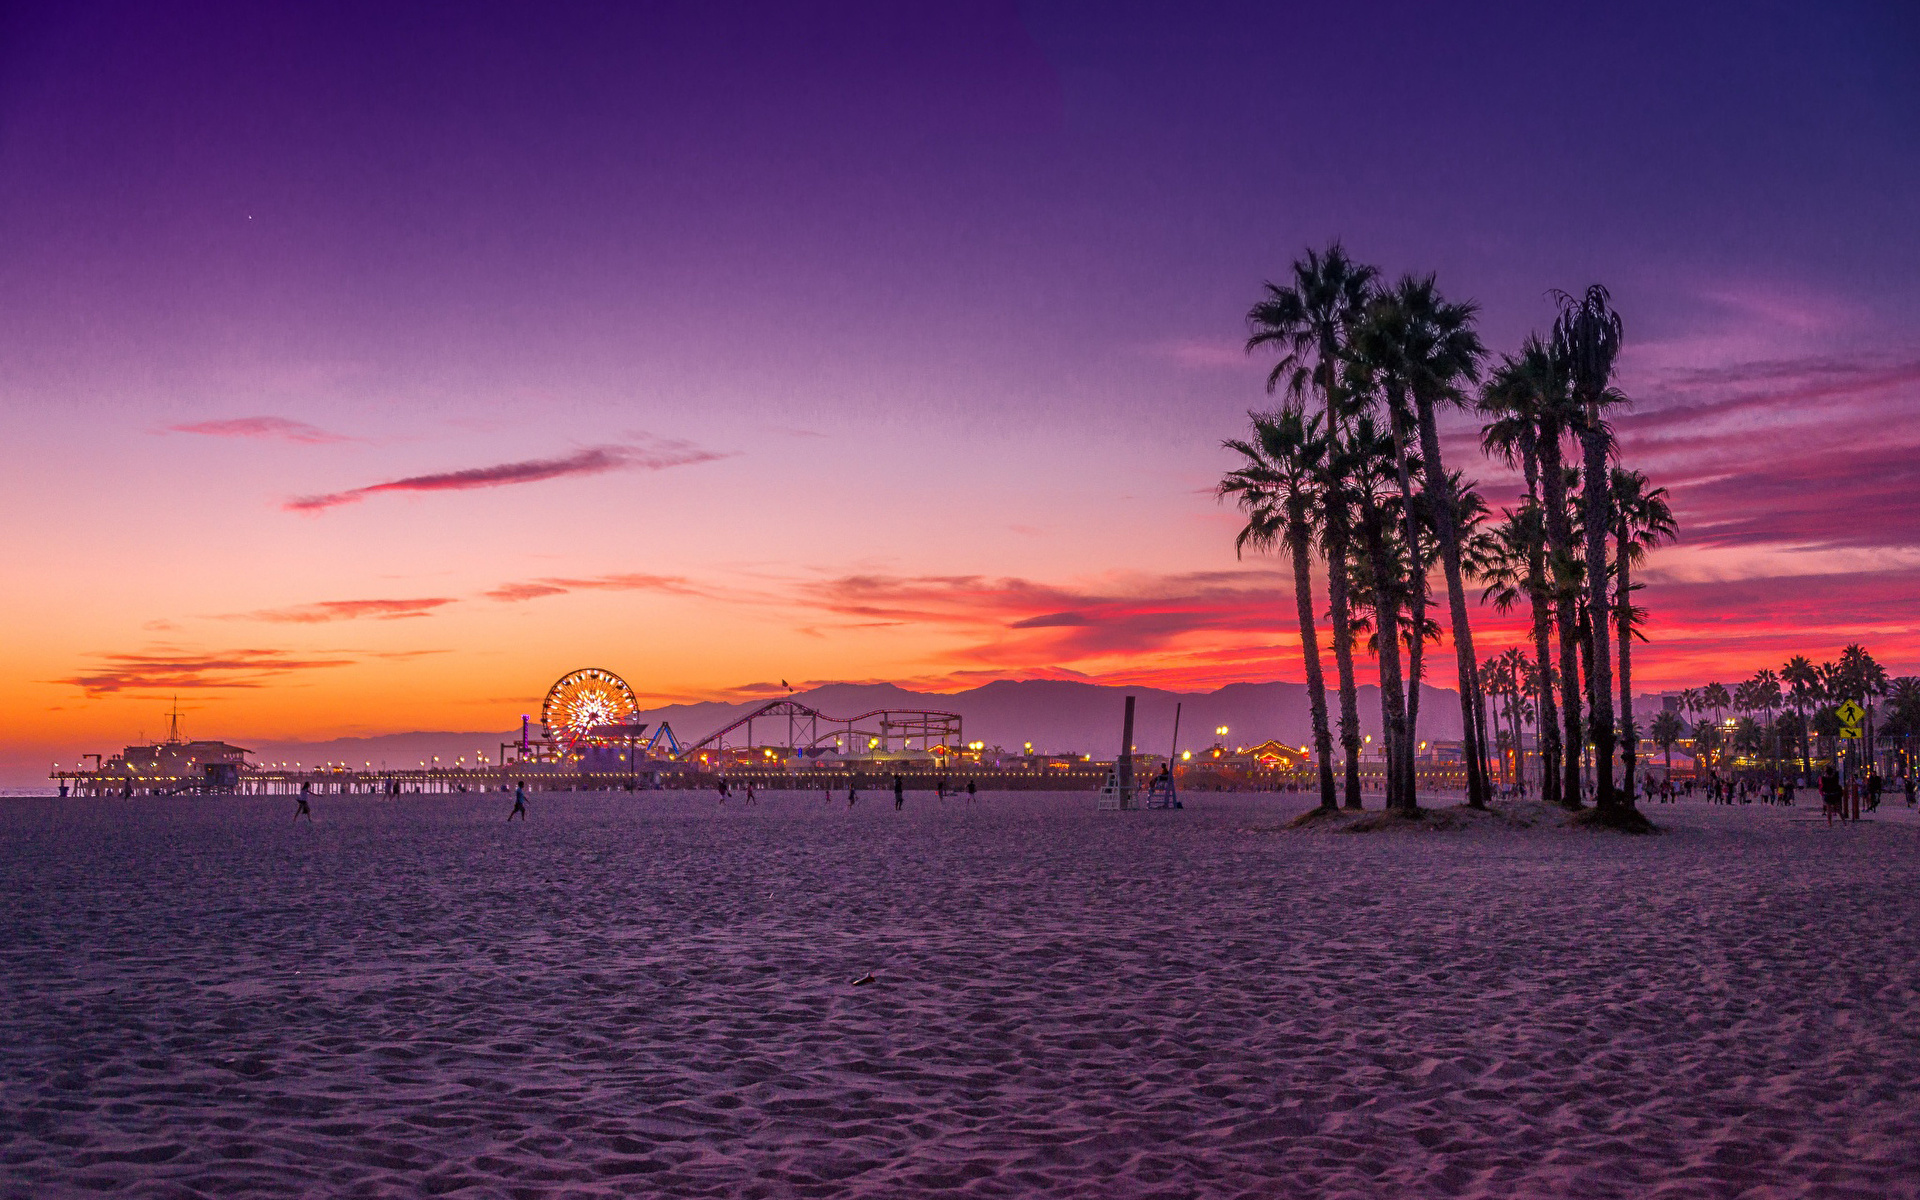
4, 3, 1916, 783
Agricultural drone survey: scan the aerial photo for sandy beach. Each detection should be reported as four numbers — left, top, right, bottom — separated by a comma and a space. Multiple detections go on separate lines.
2, 789, 1917, 1198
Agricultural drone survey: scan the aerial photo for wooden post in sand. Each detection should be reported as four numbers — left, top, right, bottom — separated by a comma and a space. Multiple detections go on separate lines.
1117, 695, 1136, 809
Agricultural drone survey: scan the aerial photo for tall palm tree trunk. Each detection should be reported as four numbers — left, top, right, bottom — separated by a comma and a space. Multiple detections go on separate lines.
1389, 409, 1429, 802
1357, 511, 1414, 810
1528, 576, 1560, 804
1539, 434, 1583, 808
1288, 519, 1338, 809
1415, 400, 1489, 807
1520, 457, 1562, 805
1582, 429, 1617, 808
1485, 689, 1499, 790
1511, 690, 1526, 791
1798, 702, 1810, 782
1579, 617, 1595, 795
1615, 520, 1636, 804
1325, 528, 1365, 809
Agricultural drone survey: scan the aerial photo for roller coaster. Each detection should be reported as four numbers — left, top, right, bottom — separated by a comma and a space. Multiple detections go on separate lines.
679, 697, 961, 760
541, 668, 961, 764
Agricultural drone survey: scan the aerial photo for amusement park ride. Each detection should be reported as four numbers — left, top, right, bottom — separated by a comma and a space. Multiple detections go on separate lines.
513, 667, 964, 772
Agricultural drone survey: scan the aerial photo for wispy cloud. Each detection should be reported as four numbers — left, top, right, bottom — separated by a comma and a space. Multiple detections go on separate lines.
484, 573, 707, 603
286, 438, 725, 512
798, 570, 1297, 662
1605, 348, 1920, 554
225, 598, 458, 624
162, 416, 361, 444
56, 648, 358, 696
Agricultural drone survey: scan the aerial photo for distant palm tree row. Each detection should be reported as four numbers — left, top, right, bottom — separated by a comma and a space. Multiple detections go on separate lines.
1643, 646, 1919, 783
1220, 244, 1675, 823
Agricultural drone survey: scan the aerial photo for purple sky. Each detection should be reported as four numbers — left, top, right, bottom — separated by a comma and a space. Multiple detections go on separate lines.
3, 1, 1918, 775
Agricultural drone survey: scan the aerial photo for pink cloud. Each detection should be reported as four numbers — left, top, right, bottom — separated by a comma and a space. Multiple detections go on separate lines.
799, 570, 1298, 663
227, 598, 458, 623
287, 440, 725, 512
56, 648, 358, 696
163, 416, 360, 444
484, 573, 706, 603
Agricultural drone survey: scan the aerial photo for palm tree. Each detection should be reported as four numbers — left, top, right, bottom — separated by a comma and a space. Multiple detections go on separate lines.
1650, 709, 1684, 785
1496, 646, 1532, 790
1552, 285, 1630, 812
1816, 660, 1845, 767
1746, 669, 1783, 783
1343, 412, 1418, 810
1886, 676, 1920, 781
1480, 337, 1578, 807
1480, 654, 1502, 782
1220, 409, 1340, 810
1839, 644, 1888, 772
1679, 687, 1701, 727
1247, 245, 1377, 809
1359, 274, 1492, 807
1481, 654, 1510, 784
1609, 468, 1676, 800
1702, 682, 1731, 733
1692, 719, 1721, 777
1781, 656, 1818, 782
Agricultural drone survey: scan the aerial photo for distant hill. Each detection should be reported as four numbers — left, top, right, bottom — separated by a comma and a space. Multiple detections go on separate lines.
243, 678, 1472, 766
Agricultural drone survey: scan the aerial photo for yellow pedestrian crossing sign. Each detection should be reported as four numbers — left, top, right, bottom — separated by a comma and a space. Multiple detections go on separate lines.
1836, 700, 1864, 739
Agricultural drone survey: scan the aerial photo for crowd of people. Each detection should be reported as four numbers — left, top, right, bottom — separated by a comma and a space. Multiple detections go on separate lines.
1640, 766, 1915, 824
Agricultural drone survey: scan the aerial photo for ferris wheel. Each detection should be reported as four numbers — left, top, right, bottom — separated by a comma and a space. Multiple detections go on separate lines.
541, 668, 639, 751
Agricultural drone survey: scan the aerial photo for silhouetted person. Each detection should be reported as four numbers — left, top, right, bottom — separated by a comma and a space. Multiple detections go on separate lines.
717, 778, 728, 805
745, 781, 756, 807
848, 784, 858, 807
893, 774, 905, 811
966, 779, 977, 803
508, 782, 527, 821
1820, 766, 1843, 826
295, 781, 313, 822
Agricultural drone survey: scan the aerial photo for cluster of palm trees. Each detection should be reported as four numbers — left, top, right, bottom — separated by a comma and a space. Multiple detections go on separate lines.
1648, 646, 1915, 784
1221, 244, 1675, 820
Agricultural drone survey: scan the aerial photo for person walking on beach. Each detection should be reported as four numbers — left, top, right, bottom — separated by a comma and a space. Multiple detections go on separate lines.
745, 781, 756, 807
893, 774, 905, 811
717, 778, 728, 805
1820, 766, 1843, 827
966, 779, 977, 804
847, 784, 858, 807
508, 782, 527, 821
295, 781, 313, 822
